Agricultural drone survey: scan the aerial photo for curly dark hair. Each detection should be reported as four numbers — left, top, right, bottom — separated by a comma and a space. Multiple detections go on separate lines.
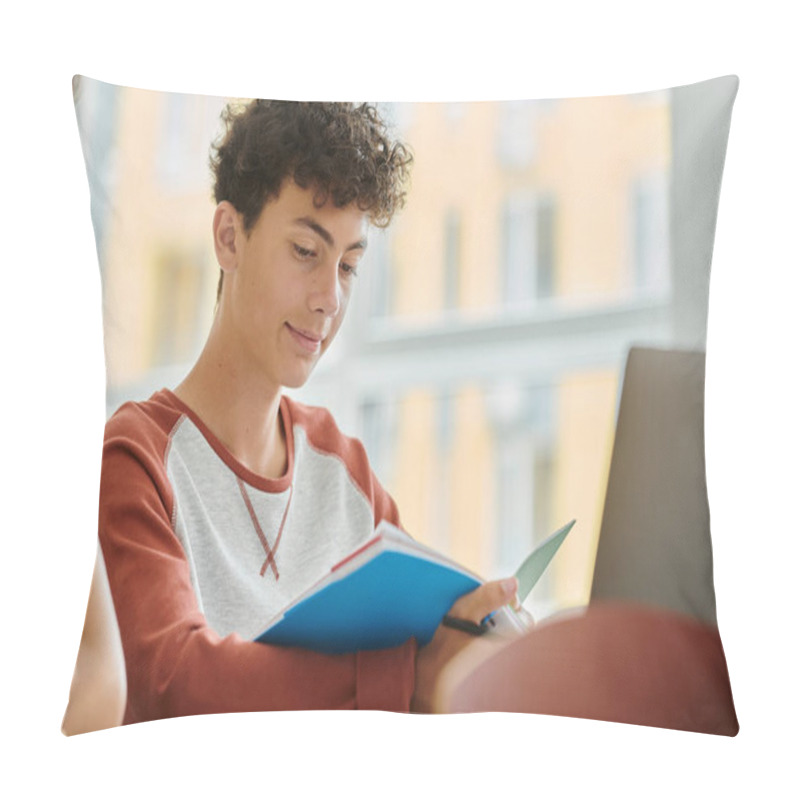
211, 99, 413, 231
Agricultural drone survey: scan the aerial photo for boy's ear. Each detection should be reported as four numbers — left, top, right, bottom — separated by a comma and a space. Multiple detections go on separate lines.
213, 201, 242, 273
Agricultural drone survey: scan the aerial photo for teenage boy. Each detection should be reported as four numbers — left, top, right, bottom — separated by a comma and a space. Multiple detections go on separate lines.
99, 100, 518, 723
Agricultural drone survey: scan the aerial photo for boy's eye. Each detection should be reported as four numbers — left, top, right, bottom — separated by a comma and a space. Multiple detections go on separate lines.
340, 262, 359, 278
293, 244, 315, 259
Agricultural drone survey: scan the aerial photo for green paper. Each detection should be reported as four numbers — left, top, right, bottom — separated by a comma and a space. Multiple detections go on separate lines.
515, 520, 576, 602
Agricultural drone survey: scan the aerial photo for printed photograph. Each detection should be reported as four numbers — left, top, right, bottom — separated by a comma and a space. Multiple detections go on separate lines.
63, 75, 738, 735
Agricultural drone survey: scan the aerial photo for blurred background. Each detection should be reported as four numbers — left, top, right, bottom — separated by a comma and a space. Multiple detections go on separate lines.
74, 77, 677, 619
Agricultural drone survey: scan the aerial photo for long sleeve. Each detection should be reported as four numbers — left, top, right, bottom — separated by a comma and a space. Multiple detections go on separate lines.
99, 401, 416, 724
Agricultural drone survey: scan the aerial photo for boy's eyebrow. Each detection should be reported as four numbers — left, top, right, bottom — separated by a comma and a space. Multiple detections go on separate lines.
293, 216, 367, 252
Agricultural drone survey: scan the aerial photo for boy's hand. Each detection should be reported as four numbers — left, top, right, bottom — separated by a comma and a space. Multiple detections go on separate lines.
411, 577, 518, 713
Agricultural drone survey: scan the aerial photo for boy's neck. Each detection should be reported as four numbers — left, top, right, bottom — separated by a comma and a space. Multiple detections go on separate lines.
173, 335, 287, 481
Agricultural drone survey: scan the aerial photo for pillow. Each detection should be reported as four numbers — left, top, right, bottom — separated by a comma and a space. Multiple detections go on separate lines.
64, 75, 738, 735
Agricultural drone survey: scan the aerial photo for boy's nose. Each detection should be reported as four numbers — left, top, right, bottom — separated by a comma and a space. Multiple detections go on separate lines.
310, 260, 342, 317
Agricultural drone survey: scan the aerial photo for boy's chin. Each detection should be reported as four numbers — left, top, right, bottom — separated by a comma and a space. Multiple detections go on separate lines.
281, 365, 317, 391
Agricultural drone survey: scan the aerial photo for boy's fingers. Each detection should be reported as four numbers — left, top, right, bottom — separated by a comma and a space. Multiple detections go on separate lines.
449, 577, 518, 624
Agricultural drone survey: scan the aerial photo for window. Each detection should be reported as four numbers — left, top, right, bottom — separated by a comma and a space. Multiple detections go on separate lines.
501, 191, 556, 307
443, 209, 462, 310
359, 396, 397, 491
632, 174, 670, 293
367, 227, 393, 319
535, 195, 556, 298
497, 101, 537, 167
432, 391, 455, 552
158, 93, 192, 191
157, 94, 224, 193
489, 384, 554, 588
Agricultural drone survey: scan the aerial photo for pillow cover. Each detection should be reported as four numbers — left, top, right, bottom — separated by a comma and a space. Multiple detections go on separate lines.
63, 75, 738, 735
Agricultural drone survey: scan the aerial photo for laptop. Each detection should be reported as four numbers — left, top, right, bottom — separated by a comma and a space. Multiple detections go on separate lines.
589, 347, 718, 627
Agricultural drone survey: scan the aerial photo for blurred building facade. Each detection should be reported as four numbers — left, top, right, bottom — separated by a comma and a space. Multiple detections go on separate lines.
75, 79, 671, 617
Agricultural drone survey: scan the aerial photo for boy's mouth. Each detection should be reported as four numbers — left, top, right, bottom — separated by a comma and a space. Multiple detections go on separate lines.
286, 323, 323, 353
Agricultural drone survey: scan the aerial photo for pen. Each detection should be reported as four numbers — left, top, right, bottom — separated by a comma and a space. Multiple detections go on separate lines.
441, 613, 497, 636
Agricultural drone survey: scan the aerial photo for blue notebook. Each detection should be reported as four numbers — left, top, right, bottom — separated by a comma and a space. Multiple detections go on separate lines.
255, 520, 572, 654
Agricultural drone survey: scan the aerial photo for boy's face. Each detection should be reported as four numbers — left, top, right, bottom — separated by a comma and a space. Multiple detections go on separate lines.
218, 180, 368, 391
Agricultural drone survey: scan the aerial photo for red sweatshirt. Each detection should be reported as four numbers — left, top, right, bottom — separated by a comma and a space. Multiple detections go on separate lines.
99, 389, 416, 724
